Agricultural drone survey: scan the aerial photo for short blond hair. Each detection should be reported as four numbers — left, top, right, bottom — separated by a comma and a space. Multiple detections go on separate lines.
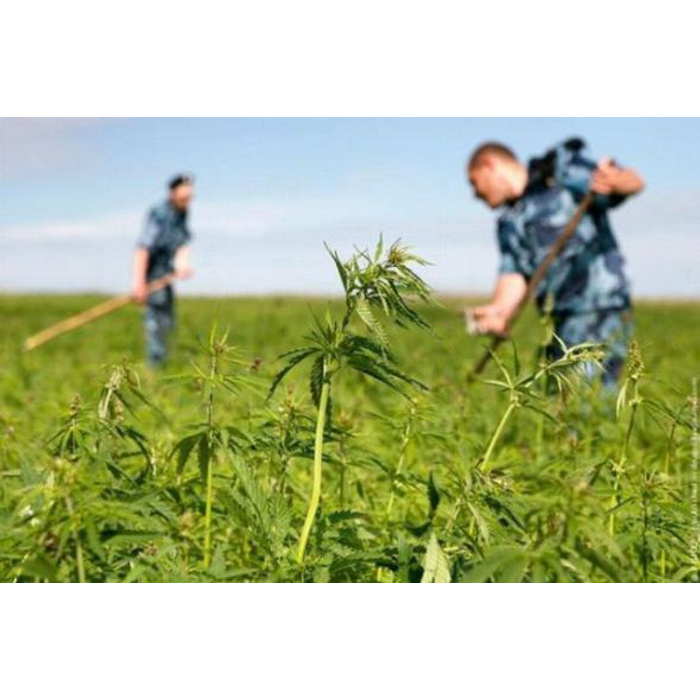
468, 142, 518, 170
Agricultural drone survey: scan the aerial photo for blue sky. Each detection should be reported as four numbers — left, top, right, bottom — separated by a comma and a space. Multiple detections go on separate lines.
1, 118, 698, 296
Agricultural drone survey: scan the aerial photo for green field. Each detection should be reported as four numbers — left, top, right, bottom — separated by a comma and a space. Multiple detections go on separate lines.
1, 288, 699, 582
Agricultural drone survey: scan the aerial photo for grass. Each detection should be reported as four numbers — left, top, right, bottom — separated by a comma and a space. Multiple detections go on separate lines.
1, 250, 699, 582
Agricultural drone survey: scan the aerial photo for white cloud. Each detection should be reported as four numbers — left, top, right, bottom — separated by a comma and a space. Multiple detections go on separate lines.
610, 188, 700, 297
1, 211, 141, 243
1, 189, 698, 297
192, 195, 371, 240
0, 194, 370, 243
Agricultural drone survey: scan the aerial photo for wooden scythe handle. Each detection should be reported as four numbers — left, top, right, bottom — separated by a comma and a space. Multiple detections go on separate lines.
24, 274, 176, 351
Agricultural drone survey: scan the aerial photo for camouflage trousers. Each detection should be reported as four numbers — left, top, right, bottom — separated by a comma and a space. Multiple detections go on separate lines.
144, 286, 175, 367
548, 308, 632, 386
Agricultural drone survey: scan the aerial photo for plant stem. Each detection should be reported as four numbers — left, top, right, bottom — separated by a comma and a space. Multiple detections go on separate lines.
386, 405, 415, 518
659, 423, 677, 582
480, 400, 517, 473
446, 399, 517, 534
609, 399, 638, 536
664, 423, 677, 475
338, 430, 347, 508
204, 453, 214, 568
297, 374, 331, 564
203, 351, 217, 569
65, 496, 86, 583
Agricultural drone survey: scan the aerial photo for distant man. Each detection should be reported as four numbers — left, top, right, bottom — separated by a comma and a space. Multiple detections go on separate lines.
467, 138, 644, 384
133, 174, 195, 366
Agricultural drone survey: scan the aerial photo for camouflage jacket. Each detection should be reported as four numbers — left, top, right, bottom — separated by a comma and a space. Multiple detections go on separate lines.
496, 138, 631, 315
136, 200, 192, 281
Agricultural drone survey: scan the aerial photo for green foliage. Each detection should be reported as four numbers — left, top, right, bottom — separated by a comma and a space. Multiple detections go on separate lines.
269, 237, 434, 563
1, 254, 699, 582
421, 534, 451, 583
270, 238, 433, 406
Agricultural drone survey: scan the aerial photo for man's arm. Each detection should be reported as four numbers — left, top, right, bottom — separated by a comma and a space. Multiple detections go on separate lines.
133, 247, 150, 304
472, 272, 528, 337
174, 245, 194, 279
591, 157, 644, 198
134, 207, 160, 304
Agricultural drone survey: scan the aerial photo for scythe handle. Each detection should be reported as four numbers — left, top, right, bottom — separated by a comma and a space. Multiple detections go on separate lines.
24, 274, 177, 351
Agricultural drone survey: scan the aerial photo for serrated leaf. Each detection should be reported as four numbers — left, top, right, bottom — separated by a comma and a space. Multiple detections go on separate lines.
465, 547, 522, 583
421, 534, 451, 583
511, 340, 521, 377
171, 432, 205, 473
616, 379, 628, 420
325, 244, 348, 292
428, 471, 440, 519
309, 355, 325, 408
268, 347, 318, 399
356, 298, 390, 347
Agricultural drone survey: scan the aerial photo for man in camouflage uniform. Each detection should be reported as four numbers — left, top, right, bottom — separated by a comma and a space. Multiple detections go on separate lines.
133, 174, 195, 366
467, 138, 644, 385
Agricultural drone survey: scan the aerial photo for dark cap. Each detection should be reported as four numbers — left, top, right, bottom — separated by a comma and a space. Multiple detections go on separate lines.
168, 173, 195, 190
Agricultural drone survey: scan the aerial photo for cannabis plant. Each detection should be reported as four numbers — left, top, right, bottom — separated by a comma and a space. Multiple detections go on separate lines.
171, 325, 254, 569
269, 237, 434, 563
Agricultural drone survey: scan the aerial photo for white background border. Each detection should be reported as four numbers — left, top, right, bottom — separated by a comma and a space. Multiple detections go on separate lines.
2, 1, 698, 116
2, 1, 697, 692
1, 587, 698, 697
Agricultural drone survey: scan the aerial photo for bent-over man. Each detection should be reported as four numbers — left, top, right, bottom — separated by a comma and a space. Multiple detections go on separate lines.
467, 138, 644, 384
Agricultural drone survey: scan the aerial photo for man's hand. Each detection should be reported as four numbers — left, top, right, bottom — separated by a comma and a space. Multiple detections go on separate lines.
175, 265, 194, 280
465, 274, 525, 338
133, 280, 148, 305
133, 247, 150, 305
174, 246, 194, 280
472, 304, 510, 337
592, 157, 645, 197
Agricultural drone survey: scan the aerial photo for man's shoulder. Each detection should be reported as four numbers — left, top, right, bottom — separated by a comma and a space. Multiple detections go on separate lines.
496, 208, 513, 227
552, 137, 595, 172
496, 206, 525, 235
528, 137, 594, 186
498, 189, 537, 224
541, 137, 588, 163
148, 200, 171, 220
